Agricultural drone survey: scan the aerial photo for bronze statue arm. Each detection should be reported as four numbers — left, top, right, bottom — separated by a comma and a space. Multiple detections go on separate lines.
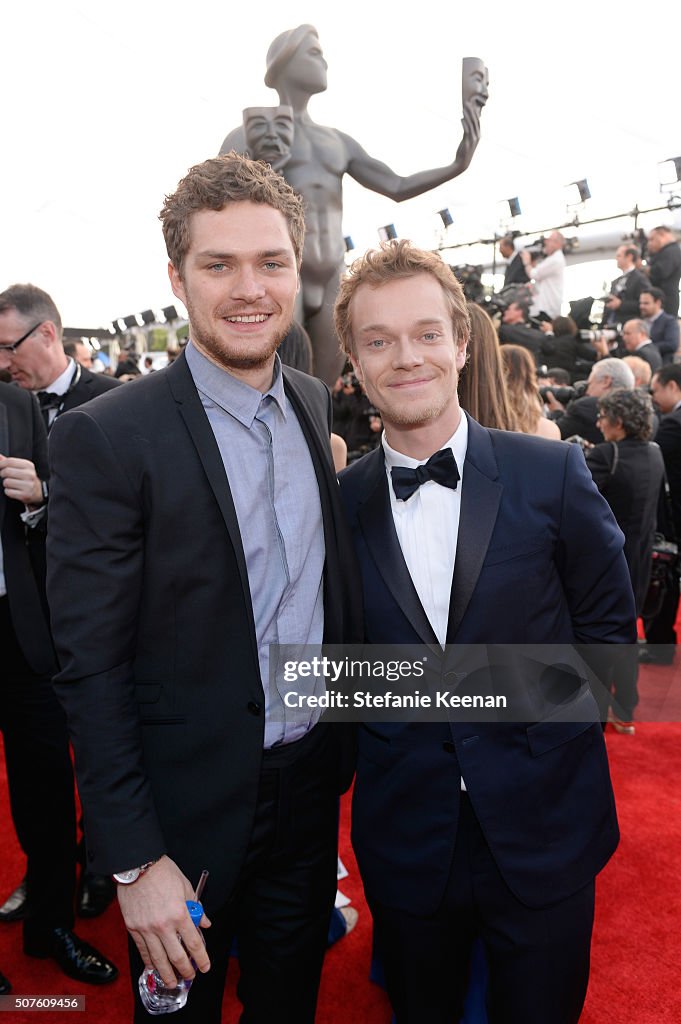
342, 101, 481, 202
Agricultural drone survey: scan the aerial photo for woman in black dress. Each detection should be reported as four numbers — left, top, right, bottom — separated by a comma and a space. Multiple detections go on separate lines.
585, 388, 665, 733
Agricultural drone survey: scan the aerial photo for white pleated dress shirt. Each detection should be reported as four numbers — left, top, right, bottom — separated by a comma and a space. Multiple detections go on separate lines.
382, 414, 468, 648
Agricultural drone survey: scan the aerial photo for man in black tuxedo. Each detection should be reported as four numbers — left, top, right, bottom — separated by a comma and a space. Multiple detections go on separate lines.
602, 243, 649, 326
0, 285, 119, 431
334, 240, 635, 1024
646, 225, 681, 316
46, 153, 363, 1023
640, 286, 680, 364
0, 284, 120, 920
0, 379, 117, 985
499, 234, 529, 288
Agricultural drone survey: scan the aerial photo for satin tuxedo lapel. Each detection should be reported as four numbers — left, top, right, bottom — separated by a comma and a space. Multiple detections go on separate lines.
447, 416, 503, 641
165, 354, 257, 650
356, 447, 439, 647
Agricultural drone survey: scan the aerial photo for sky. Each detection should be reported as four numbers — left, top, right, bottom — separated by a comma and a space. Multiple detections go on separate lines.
3, 1, 681, 330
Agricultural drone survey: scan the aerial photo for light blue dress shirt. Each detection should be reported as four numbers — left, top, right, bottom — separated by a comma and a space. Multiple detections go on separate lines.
185, 342, 325, 746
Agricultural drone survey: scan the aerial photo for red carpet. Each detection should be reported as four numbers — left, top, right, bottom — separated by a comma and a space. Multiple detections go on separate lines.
1, 667, 679, 1022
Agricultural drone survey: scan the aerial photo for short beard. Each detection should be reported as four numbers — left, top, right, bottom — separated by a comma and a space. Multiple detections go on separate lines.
189, 312, 293, 373
384, 401, 448, 427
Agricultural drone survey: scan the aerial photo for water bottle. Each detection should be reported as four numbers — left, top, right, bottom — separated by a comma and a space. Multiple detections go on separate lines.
138, 900, 205, 1015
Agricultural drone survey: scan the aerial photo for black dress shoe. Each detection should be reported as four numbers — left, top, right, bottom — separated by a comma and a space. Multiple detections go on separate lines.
0, 878, 27, 923
77, 871, 116, 918
0, 970, 11, 995
24, 928, 118, 985
638, 647, 675, 665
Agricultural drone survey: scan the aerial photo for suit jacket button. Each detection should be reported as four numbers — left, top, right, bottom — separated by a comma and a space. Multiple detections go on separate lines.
247, 701, 262, 716
442, 741, 456, 753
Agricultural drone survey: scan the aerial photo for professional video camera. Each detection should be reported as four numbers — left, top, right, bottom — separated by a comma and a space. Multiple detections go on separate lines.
524, 237, 545, 259
538, 385, 577, 406
450, 264, 485, 304
538, 379, 588, 406
578, 326, 621, 347
483, 283, 533, 319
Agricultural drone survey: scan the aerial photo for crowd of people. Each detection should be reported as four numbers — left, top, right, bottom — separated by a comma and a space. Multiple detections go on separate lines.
0, 149, 679, 1023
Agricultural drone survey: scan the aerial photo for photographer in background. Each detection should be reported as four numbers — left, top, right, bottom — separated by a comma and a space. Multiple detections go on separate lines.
332, 369, 382, 462
520, 230, 566, 319
497, 296, 543, 362
639, 287, 680, 364
621, 319, 662, 374
603, 244, 649, 327
645, 226, 681, 317
546, 357, 635, 444
499, 234, 530, 288
538, 315, 596, 382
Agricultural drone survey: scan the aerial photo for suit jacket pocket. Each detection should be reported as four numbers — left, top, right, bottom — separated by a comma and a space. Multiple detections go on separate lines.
526, 691, 599, 757
134, 682, 162, 704
483, 533, 550, 567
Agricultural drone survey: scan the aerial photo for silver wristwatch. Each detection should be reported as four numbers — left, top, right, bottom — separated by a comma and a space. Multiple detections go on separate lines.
113, 860, 158, 885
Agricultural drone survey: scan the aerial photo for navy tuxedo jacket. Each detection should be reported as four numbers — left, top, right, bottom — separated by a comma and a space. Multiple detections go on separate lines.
46, 353, 363, 911
338, 415, 635, 914
649, 312, 680, 364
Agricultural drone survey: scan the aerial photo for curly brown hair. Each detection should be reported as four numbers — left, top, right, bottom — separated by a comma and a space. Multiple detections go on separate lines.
159, 152, 305, 275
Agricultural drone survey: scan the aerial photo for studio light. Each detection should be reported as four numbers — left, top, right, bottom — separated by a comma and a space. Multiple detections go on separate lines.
162, 305, 179, 322
123, 315, 139, 329
438, 208, 454, 228
659, 157, 681, 188
566, 179, 591, 205
140, 309, 156, 325
344, 236, 355, 252
507, 197, 522, 218
378, 224, 398, 241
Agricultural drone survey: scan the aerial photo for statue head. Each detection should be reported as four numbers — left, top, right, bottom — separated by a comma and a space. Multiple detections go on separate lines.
243, 105, 294, 172
264, 24, 327, 101
462, 57, 489, 113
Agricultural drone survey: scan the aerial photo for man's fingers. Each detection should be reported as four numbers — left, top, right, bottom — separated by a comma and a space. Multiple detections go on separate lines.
144, 932, 189, 989
179, 920, 210, 975
129, 930, 152, 968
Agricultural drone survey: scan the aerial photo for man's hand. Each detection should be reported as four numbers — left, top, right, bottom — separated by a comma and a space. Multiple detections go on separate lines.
117, 855, 211, 987
605, 295, 621, 310
0, 455, 43, 507
539, 321, 554, 334
543, 390, 566, 413
453, 102, 482, 174
591, 337, 610, 359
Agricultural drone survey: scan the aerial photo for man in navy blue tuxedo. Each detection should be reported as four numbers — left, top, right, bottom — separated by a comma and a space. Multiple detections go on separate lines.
640, 286, 680, 364
333, 241, 636, 1024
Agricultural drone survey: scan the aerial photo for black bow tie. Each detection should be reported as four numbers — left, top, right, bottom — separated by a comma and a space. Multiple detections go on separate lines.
391, 448, 460, 501
37, 391, 61, 411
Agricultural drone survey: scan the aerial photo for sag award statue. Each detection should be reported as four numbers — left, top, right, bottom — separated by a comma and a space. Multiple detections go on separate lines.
220, 25, 489, 385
